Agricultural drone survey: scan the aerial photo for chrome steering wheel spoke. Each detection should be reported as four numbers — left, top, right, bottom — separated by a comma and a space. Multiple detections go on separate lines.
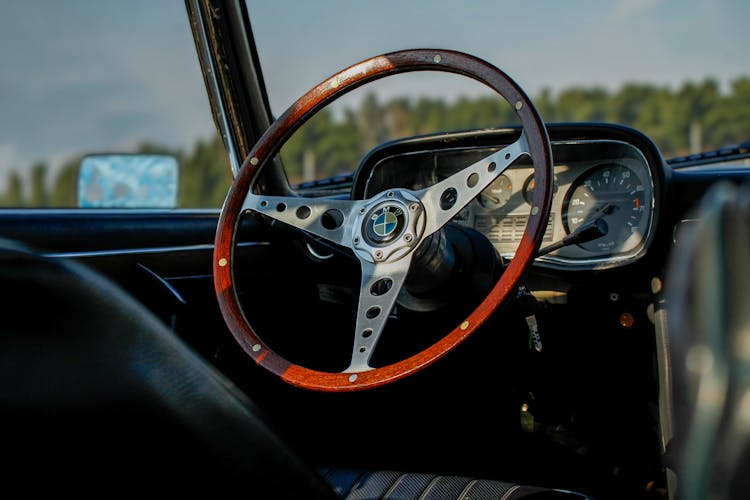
242, 193, 366, 248
345, 256, 412, 374
415, 134, 529, 236
244, 189, 427, 375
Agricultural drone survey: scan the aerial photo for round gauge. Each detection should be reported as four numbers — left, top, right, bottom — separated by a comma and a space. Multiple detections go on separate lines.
522, 174, 558, 204
563, 163, 648, 253
478, 174, 513, 209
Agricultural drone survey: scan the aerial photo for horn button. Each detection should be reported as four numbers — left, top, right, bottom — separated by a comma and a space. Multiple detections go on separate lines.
353, 191, 426, 263
365, 204, 407, 244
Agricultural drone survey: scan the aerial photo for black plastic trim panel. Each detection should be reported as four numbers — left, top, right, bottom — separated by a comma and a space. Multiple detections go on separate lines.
0, 209, 270, 254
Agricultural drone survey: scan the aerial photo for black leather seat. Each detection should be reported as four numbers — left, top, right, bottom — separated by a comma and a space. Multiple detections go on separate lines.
0, 238, 591, 498
665, 180, 750, 500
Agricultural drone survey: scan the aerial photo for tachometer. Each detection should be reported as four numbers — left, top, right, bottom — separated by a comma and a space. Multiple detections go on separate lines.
563, 164, 648, 253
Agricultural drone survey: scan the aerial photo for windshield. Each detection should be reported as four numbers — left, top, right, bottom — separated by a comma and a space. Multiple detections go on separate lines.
246, 0, 750, 183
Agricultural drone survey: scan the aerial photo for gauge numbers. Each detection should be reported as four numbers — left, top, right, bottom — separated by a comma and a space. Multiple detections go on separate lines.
563, 164, 648, 253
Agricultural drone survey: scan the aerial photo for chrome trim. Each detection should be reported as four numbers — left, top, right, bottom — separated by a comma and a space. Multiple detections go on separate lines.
43, 241, 269, 259
673, 218, 700, 245
653, 302, 677, 499
305, 243, 334, 260
137, 263, 187, 305
534, 139, 656, 269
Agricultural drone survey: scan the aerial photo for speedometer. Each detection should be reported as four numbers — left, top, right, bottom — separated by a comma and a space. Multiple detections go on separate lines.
563, 163, 648, 253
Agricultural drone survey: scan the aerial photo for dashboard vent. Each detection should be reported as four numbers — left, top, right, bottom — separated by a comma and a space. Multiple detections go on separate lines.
475, 213, 555, 243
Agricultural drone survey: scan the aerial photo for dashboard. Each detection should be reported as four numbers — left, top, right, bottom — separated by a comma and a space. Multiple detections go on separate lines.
354, 134, 657, 270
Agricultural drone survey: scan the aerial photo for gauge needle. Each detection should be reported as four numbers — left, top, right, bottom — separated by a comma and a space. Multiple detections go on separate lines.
483, 194, 501, 204
595, 202, 616, 215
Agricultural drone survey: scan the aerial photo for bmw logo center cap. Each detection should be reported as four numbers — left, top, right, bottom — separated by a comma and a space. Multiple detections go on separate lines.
365, 204, 407, 244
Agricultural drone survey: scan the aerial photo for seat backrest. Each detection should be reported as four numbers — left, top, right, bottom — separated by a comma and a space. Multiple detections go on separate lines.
0, 238, 337, 497
665, 180, 750, 500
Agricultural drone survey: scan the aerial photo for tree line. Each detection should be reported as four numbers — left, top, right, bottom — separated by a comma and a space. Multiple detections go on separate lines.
0, 138, 232, 208
2, 76, 748, 208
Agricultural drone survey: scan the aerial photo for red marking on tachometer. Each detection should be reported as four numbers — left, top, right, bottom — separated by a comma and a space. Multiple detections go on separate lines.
635, 198, 640, 209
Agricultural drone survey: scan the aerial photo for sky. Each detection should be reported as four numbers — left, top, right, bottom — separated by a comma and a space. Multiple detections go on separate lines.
248, 0, 749, 113
0, 0, 748, 186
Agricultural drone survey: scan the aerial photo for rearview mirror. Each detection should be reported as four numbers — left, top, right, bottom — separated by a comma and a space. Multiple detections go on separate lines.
78, 154, 179, 208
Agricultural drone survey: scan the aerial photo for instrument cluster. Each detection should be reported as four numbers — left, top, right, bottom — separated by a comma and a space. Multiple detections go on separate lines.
358, 138, 655, 269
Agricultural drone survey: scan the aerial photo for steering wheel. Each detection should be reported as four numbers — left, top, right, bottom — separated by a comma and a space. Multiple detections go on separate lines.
214, 49, 553, 392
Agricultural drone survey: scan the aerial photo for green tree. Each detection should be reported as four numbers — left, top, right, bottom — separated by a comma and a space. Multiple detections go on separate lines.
448, 95, 516, 131
634, 87, 682, 153
674, 79, 720, 153
410, 97, 449, 135
51, 158, 80, 207
179, 137, 232, 207
556, 87, 609, 122
4, 171, 25, 207
534, 88, 556, 122
384, 98, 413, 138
705, 77, 750, 149
357, 93, 388, 151
5, 75, 750, 202
282, 108, 361, 182
608, 84, 658, 125
30, 162, 48, 207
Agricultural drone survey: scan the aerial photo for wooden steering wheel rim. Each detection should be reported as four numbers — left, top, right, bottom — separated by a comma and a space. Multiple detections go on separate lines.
214, 49, 553, 392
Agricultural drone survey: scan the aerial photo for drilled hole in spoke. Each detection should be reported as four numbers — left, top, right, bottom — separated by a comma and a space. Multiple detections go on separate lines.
366, 306, 381, 319
488, 162, 496, 173
321, 209, 344, 230
276, 202, 287, 212
440, 188, 458, 210
370, 278, 393, 296
296, 206, 311, 219
505, 153, 511, 160
359, 346, 367, 353
362, 329, 373, 338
